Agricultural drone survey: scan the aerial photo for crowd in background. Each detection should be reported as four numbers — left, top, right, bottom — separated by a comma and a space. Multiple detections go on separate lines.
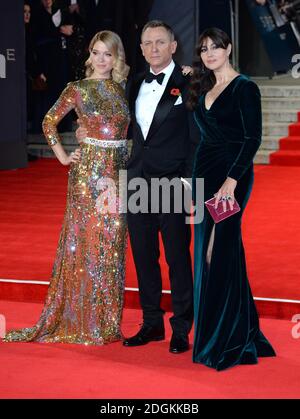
256, 0, 300, 33
25, 0, 300, 134
24, 0, 154, 133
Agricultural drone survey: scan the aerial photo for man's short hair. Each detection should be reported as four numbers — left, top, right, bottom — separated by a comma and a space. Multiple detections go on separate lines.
141, 20, 175, 42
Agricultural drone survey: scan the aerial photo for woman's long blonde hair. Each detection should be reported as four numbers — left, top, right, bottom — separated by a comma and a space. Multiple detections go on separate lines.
85, 31, 130, 83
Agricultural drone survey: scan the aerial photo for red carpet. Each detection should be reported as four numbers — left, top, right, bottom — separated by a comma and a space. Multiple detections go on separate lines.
0, 300, 299, 399
0, 159, 300, 318
270, 113, 300, 166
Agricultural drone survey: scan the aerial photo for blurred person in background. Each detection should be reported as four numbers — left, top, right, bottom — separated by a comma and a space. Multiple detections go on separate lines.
31, 0, 74, 132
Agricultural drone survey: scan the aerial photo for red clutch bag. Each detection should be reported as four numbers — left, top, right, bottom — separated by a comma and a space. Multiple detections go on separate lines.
205, 197, 240, 223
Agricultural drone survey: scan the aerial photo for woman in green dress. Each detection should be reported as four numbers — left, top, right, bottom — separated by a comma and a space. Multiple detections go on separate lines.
188, 28, 276, 370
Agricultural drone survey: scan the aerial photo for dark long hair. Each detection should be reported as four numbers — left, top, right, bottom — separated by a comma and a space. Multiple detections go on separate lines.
187, 28, 232, 110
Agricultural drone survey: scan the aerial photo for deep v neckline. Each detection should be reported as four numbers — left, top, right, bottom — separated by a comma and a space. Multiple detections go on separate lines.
204, 75, 241, 111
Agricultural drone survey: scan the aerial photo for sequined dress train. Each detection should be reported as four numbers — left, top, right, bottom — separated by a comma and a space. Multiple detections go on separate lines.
4, 79, 130, 345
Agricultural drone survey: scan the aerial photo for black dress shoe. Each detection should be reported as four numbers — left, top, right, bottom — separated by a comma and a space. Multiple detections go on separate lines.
123, 324, 165, 347
169, 333, 189, 354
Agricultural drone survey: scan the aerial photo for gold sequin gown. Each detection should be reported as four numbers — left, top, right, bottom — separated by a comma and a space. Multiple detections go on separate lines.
4, 79, 130, 345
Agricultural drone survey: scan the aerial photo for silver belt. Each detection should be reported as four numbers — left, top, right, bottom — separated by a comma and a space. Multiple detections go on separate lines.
82, 137, 127, 148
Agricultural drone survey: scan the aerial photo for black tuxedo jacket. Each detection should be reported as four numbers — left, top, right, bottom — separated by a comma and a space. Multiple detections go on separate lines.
126, 63, 199, 182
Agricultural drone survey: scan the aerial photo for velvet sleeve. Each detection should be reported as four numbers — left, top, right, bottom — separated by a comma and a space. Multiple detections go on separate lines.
227, 81, 262, 180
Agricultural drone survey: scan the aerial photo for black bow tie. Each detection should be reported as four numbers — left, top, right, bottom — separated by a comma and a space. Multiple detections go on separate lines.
144, 72, 165, 85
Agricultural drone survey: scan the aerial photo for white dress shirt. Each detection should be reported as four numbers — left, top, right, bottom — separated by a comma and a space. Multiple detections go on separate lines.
135, 60, 175, 140
52, 9, 62, 27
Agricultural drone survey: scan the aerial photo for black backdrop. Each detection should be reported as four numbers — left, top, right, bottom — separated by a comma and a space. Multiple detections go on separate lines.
198, 0, 232, 36
0, 0, 27, 170
149, 0, 199, 65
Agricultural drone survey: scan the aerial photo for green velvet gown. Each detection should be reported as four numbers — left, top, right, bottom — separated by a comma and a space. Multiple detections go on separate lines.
192, 75, 276, 371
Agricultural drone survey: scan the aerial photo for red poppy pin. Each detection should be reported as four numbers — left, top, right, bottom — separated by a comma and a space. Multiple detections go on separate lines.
170, 88, 181, 96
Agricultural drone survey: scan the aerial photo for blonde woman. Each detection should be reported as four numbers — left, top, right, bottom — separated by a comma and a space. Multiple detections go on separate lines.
4, 31, 130, 345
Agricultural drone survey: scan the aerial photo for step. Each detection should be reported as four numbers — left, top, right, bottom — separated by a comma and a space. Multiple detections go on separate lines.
262, 110, 298, 123
263, 122, 289, 137
261, 136, 281, 150
254, 149, 272, 164
289, 123, 300, 136
27, 132, 77, 146
27, 144, 77, 158
261, 97, 300, 110
28, 140, 134, 158
259, 85, 300, 98
279, 136, 300, 150
270, 150, 300, 166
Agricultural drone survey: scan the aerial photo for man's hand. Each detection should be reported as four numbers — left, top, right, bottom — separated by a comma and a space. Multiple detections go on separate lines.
60, 25, 73, 36
181, 65, 193, 76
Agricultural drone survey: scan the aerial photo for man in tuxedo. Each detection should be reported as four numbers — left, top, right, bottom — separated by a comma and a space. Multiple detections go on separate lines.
123, 20, 198, 354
